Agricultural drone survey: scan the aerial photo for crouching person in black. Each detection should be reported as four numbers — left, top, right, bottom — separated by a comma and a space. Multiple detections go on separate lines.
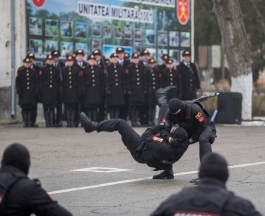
151, 153, 262, 216
0, 143, 72, 216
80, 112, 189, 179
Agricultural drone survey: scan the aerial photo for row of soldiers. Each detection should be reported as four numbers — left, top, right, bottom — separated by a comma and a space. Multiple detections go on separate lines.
16, 48, 201, 128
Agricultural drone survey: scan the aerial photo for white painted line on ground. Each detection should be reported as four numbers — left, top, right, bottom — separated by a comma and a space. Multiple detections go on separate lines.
49, 161, 265, 195
71, 167, 132, 172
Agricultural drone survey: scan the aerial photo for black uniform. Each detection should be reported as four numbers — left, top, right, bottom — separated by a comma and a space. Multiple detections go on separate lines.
73, 60, 88, 126
145, 67, 161, 126
162, 68, 182, 100
89, 119, 189, 171
106, 63, 125, 118
82, 65, 103, 121
177, 62, 200, 100
39, 64, 60, 127
16, 66, 38, 127
61, 65, 81, 127
160, 102, 216, 160
53, 61, 65, 126
151, 177, 262, 216
157, 64, 166, 73
30, 64, 40, 126
0, 144, 72, 216
127, 63, 146, 126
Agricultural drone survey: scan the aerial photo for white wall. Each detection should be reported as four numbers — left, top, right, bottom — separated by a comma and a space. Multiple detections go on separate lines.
0, 0, 26, 88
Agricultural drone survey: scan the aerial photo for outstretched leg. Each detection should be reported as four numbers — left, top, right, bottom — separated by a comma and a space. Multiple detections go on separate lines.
80, 113, 145, 163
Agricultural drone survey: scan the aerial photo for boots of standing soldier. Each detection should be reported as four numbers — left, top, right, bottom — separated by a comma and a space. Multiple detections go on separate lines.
153, 167, 174, 179
114, 109, 119, 119
134, 107, 140, 127
151, 107, 156, 126
22, 110, 27, 127
80, 112, 99, 133
147, 109, 153, 126
130, 108, 136, 127
44, 109, 50, 127
49, 109, 55, 127
109, 109, 115, 119
92, 109, 97, 122
27, 110, 32, 128
156, 86, 177, 105
70, 109, 75, 127
66, 110, 71, 127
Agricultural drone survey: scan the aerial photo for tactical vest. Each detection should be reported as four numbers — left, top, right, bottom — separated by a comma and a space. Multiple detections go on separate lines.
173, 185, 231, 215
0, 172, 26, 215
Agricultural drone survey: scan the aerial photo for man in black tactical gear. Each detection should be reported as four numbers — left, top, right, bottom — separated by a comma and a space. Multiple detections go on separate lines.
80, 86, 189, 179
0, 143, 72, 216
151, 153, 262, 216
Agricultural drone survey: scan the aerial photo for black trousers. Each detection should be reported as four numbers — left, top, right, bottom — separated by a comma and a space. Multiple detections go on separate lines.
158, 104, 216, 161
97, 119, 146, 164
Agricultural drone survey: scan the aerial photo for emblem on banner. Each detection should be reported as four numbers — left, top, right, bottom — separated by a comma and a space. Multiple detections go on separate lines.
177, 0, 189, 25
32, 0, 46, 8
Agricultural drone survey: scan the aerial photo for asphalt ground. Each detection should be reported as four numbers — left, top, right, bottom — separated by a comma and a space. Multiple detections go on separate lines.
0, 122, 265, 215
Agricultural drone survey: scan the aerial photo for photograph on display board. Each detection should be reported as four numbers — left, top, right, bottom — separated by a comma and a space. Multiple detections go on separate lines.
180, 32, 190, 47
134, 42, 143, 53
124, 28, 132, 40
169, 31, 179, 47
29, 17, 42, 36
61, 42, 73, 57
45, 19, 58, 37
158, 31, 168, 46
34, 61, 43, 67
103, 26, 111, 38
158, 49, 168, 63
134, 29, 142, 41
180, 49, 185, 61
44, 40, 58, 55
169, 50, 180, 64
75, 23, 87, 39
92, 25, 101, 37
76, 43, 90, 59
29, 39, 43, 56
103, 45, 132, 59
113, 26, 122, 38
146, 29, 155, 45
92, 39, 101, 50
61, 21, 73, 38
147, 48, 156, 60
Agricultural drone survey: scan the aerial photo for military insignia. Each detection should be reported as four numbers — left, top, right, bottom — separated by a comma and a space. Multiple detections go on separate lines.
144, 50, 148, 53
162, 118, 166, 123
164, 56, 168, 59
29, 53, 33, 56
125, 69, 129, 74
118, 47, 122, 51
195, 112, 204, 122
69, 56, 72, 60
177, 0, 190, 25
54, 51, 58, 55
103, 69, 106, 74
78, 50, 82, 53
94, 50, 99, 53
32, 0, 45, 8
79, 71, 83, 77
15, 72, 18, 77
39, 70, 42, 75
153, 136, 163, 142
91, 55, 94, 58
185, 51, 190, 54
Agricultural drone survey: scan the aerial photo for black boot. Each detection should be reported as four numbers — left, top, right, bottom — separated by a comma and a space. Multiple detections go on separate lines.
153, 168, 174, 179
109, 110, 115, 119
134, 108, 140, 127
80, 112, 99, 133
130, 108, 136, 127
27, 111, 32, 128
70, 110, 75, 127
151, 108, 156, 126
156, 86, 177, 105
49, 109, 55, 127
114, 109, 119, 119
44, 110, 50, 127
92, 110, 97, 122
147, 109, 153, 126
66, 110, 71, 127
22, 110, 27, 127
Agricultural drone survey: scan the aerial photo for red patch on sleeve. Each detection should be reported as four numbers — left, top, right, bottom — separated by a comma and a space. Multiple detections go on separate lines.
16, 72, 18, 77
159, 73, 162, 78
162, 118, 166, 123
79, 71, 83, 77
125, 69, 128, 74
195, 112, 204, 122
39, 70, 42, 76
104, 69, 106, 74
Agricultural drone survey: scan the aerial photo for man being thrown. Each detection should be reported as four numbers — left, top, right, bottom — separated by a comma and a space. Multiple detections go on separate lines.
80, 86, 189, 179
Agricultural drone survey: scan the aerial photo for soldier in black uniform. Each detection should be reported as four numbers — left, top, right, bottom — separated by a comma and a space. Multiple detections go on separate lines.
73, 49, 88, 127
39, 55, 60, 127
116, 47, 130, 120
177, 50, 201, 100
124, 53, 130, 64
61, 56, 81, 127
0, 143, 72, 216
157, 54, 170, 73
156, 95, 216, 182
152, 153, 262, 216
93, 49, 107, 121
80, 112, 189, 177
26, 53, 40, 127
139, 49, 150, 67
51, 50, 65, 127
106, 53, 125, 118
145, 58, 161, 126
127, 53, 146, 127
162, 59, 182, 100
81, 55, 102, 121
16, 58, 39, 127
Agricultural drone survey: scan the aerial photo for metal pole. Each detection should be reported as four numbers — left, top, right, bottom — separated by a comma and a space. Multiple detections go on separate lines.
221, 40, 225, 88
10, 0, 16, 117
191, 0, 195, 62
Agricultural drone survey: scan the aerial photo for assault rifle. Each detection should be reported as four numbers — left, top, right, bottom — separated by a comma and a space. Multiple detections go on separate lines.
193, 92, 219, 103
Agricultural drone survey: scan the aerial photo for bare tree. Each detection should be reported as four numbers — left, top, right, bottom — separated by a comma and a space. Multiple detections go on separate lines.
212, 0, 252, 120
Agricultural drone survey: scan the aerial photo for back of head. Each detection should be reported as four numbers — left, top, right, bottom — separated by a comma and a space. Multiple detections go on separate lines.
1, 143, 30, 175
170, 127, 188, 142
168, 98, 184, 113
199, 153, 229, 182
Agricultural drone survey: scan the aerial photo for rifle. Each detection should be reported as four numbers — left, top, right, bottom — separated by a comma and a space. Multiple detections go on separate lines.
58, 61, 63, 126
193, 92, 219, 103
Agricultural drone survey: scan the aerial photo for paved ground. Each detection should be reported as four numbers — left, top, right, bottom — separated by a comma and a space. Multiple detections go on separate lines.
0, 122, 265, 215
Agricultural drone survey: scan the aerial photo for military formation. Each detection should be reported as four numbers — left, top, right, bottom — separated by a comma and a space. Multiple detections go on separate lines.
16, 48, 201, 128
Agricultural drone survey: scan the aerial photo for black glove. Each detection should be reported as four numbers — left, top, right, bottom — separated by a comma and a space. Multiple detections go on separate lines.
164, 120, 172, 131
